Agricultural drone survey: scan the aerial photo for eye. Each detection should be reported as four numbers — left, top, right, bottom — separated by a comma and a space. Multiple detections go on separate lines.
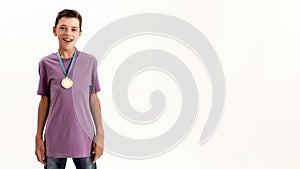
72, 28, 78, 32
59, 27, 66, 30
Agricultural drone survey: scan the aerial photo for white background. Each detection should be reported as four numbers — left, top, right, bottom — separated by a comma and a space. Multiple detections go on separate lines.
0, 0, 299, 169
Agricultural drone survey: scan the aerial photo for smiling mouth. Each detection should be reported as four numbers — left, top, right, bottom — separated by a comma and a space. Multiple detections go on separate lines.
63, 38, 73, 42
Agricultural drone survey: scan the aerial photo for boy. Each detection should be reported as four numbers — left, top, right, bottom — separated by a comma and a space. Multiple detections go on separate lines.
35, 9, 104, 169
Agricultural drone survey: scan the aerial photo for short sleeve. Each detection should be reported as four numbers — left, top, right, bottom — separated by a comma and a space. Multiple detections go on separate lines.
92, 58, 101, 93
37, 60, 50, 96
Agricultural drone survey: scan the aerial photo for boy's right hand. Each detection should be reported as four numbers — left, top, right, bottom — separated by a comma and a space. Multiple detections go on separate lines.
35, 137, 46, 166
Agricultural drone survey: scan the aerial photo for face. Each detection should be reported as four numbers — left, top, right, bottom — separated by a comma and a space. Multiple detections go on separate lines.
53, 17, 81, 51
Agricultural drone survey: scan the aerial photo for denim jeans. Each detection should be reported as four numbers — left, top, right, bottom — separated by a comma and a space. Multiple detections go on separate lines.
44, 156, 97, 169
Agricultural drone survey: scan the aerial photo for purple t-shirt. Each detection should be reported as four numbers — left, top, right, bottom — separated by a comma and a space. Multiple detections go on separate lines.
37, 51, 101, 158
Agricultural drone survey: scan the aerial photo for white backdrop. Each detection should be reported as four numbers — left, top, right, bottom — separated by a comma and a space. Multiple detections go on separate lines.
0, 0, 299, 169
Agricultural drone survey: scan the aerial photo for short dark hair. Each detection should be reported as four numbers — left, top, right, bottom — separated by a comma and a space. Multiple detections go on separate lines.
55, 9, 82, 30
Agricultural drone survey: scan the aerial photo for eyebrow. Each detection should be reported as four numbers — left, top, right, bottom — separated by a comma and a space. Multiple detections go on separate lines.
59, 24, 79, 29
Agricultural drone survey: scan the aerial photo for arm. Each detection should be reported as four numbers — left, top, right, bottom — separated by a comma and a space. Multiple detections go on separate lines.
90, 92, 104, 162
35, 95, 49, 166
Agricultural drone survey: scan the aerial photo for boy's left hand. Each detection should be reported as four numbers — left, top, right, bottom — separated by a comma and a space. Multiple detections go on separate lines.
92, 135, 103, 163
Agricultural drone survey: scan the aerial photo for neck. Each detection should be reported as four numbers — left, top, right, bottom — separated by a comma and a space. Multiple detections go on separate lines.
58, 48, 76, 58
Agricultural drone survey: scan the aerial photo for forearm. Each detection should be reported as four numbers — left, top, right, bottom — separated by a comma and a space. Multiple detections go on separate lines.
36, 96, 49, 139
90, 93, 104, 146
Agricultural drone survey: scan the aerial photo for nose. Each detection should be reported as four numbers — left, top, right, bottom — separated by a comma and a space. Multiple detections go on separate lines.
64, 28, 72, 36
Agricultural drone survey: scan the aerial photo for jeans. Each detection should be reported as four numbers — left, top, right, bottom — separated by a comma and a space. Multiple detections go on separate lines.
44, 156, 97, 169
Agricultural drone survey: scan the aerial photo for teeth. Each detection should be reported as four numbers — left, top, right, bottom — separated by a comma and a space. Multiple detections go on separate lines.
63, 38, 73, 42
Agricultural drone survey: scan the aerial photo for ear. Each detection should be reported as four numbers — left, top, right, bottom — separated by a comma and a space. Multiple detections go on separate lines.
79, 29, 82, 37
53, 26, 57, 36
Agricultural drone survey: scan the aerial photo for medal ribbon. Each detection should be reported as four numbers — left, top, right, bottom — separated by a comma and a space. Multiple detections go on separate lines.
57, 49, 77, 76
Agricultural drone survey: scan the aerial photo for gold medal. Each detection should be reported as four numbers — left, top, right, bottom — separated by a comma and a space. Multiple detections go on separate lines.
61, 77, 73, 89
57, 49, 77, 89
